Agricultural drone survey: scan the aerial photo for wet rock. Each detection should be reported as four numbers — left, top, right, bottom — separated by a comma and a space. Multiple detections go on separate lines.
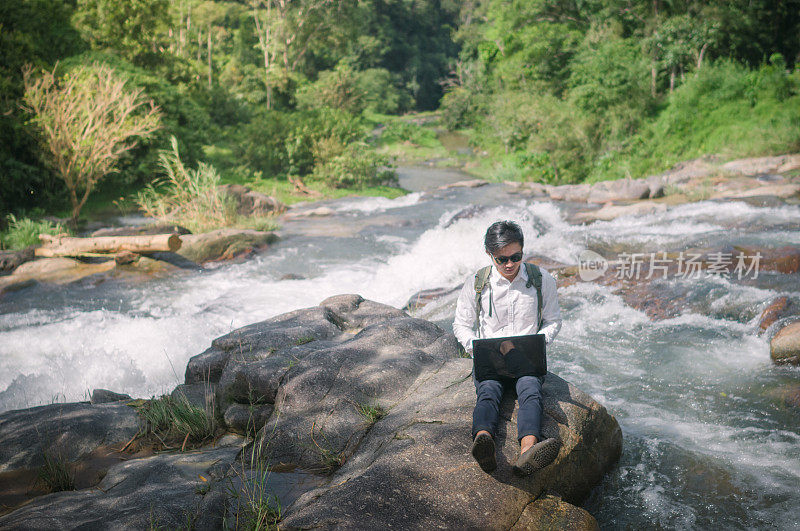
549, 183, 591, 202
722, 154, 800, 176
443, 205, 490, 228
0, 446, 238, 530
733, 245, 800, 275
770, 321, 800, 365
512, 494, 600, 531
0, 257, 116, 295
404, 286, 460, 312
177, 229, 278, 263
656, 156, 718, 185
713, 183, 800, 200
280, 360, 622, 528
572, 202, 667, 222
587, 179, 651, 203
758, 297, 796, 333
223, 403, 274, 435
0, 402, 140, 473
218, 184, 286, 216
142, 251, 203, 270
284, 206, 336, 219
90, 389, 132, 404
91, 223, 191, 237
767, 383, 800, 409
437, 179, 488, 190
280, 273, 306, 280
0, 246, 35, 274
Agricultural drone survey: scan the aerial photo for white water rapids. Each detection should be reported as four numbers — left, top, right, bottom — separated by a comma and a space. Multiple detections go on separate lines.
1, 167, 799, 528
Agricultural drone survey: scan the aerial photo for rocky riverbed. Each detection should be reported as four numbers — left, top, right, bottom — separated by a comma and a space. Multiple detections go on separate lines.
0, 295, 621, 529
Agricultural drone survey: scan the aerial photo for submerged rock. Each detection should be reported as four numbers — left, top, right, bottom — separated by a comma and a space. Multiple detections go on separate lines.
770, 321, 800, 365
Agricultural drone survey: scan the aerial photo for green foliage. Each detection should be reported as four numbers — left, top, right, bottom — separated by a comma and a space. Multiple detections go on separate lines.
134, 393, 216, 448
37, 452, 75, 493
379, 120, 438, 147
237, 107, 364, 178
72, 0, 169, 66
311, 142, 396, 189
0, 213, 69, 250
136, 136, 238, 233
356, 68, 403, 114
589, 58, 800, 182
228, 442, 282, 531
296, 63, 366, 115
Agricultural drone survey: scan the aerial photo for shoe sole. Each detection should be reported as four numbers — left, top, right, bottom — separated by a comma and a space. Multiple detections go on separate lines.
471, 433, 497, 473
513, 438, 560, 476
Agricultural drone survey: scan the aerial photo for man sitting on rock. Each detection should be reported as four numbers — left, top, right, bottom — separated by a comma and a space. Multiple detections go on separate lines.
453, 220, 563, 475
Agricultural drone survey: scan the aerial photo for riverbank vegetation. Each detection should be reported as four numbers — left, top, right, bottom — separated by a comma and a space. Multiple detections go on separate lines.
2, 0, 799, 235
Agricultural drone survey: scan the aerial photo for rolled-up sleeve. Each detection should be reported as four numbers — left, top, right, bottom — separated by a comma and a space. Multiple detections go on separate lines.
453, 274, 479, 355
539, 270, 562, 345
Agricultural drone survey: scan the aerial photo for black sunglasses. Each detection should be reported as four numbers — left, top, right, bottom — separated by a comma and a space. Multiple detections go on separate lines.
492, 251, 523, 265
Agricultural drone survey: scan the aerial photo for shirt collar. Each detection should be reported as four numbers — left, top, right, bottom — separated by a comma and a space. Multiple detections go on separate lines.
490, 262, 528, 285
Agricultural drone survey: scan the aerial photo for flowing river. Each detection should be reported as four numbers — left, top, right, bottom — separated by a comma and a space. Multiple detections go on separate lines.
1, 166, 799, 528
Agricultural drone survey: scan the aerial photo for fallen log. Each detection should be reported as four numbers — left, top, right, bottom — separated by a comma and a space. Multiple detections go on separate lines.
35, 233, 181, 257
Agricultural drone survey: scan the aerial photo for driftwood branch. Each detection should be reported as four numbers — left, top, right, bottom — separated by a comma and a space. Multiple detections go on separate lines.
35, 233, 181, 258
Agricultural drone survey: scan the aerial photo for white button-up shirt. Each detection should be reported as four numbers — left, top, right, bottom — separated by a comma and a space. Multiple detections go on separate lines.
452, 264, 562, 356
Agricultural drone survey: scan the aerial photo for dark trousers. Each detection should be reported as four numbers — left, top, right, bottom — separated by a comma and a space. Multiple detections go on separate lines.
472, 375, 544, 442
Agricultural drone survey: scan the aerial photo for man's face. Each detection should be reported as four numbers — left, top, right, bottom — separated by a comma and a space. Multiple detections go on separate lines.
488, 242, 523, 281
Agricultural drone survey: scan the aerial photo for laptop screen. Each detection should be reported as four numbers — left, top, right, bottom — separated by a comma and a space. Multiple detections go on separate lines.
472, 334, 547, 381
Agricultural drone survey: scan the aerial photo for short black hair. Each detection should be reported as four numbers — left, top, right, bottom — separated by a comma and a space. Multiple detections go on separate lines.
484, 220, 524, 253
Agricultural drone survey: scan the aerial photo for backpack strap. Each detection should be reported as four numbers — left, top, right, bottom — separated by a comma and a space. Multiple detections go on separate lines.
524, 262, 544, 332
473, 266, 492, 337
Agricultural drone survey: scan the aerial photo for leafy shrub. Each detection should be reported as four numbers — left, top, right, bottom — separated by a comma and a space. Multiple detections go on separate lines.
311, 142, 396, 188
237, 108, 365, 178
379, 120, 438, 147
295, 63, 366, 115
136, 136, 238, 233
0, 213, 68, 250
356, 68, 403, 114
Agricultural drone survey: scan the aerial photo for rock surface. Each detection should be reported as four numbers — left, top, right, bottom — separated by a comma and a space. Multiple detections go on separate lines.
770, 321, 800, 365
511, 494, 600, 530
0, 296, 622, 528
0, 402, 139, 473
177, 228, 279, 263
218, 184, 286, 216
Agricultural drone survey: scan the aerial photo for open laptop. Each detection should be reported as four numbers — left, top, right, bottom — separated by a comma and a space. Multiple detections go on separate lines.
472, 333, 547, 382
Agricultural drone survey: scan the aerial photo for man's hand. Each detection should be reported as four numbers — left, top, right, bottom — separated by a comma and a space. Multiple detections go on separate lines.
499, 340, 515, 356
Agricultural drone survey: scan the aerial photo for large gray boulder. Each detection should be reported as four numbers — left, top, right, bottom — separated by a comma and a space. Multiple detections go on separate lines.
0, 296, 622, 529
280, 359, 622, 529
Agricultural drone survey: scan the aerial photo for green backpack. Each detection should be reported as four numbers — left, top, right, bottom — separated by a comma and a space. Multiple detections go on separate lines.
473, 262, 543, 337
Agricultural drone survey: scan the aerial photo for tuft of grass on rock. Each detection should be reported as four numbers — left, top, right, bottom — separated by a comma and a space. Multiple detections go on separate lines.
133, 394, 216, 450
293, 336, 315, 346
37, 451, 75, 492
355, 402, 386, 426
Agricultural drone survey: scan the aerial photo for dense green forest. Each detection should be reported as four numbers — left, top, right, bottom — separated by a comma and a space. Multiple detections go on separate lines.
2, 0, 800, 233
